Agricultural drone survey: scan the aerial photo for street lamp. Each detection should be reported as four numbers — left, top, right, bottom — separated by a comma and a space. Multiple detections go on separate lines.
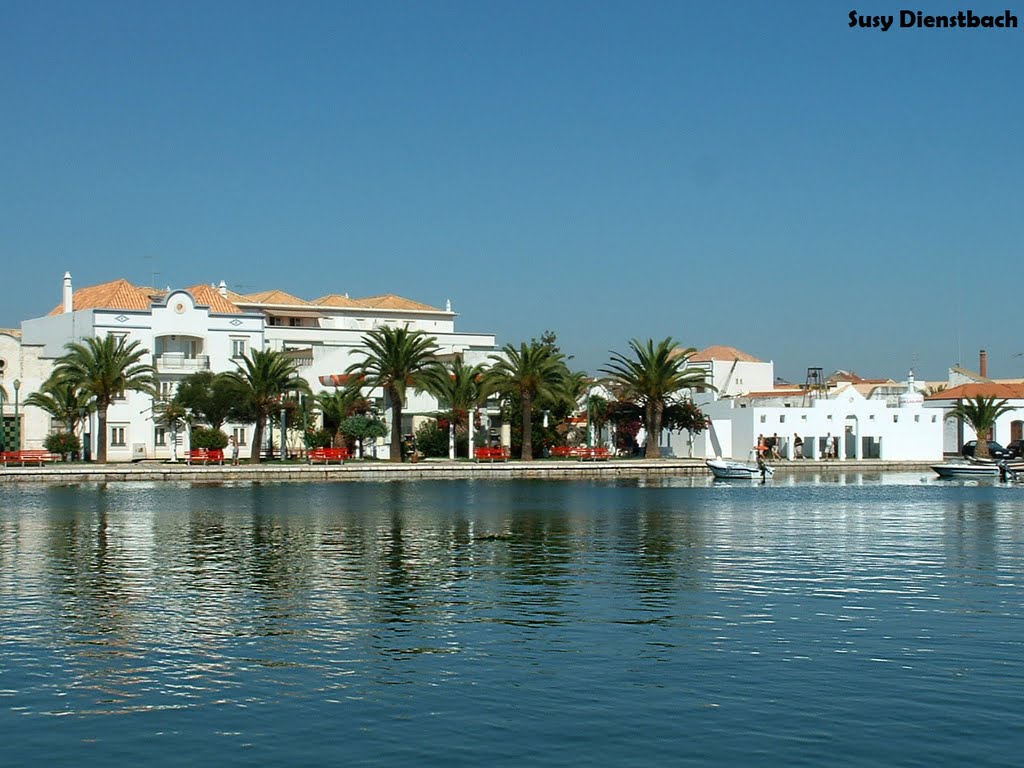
13, 379, 20, 450
280, 406, 287, 460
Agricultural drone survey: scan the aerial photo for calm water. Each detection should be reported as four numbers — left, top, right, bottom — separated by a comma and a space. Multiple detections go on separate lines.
2, 474, 1023, 766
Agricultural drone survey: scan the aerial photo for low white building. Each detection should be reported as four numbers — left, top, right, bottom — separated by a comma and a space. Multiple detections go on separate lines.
6, 273, 500, 460
663, 344, 944, 461
924, 382, 1024, 454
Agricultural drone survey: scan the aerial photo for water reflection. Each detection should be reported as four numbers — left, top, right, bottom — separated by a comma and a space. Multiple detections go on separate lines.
1, 479, 1023, 766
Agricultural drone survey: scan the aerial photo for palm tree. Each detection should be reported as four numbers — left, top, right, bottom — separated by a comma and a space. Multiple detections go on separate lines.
434, 357, 487, 458
485, 341, 570, 460
345, 326, 444, 462
152, 398, 189, 462
51, 335, 157, 463
24, 376, 92, 435
601, 338, 711, 459
946, 395, 1015, 460
316, 386, 371, 445
224, 349, 309, 463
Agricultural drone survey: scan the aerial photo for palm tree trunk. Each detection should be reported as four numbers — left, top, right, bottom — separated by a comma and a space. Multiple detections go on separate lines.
521, 393, 533, 461
390, 389, 404, 462
97, 404, 109, 464
645, 401, 662, 459
250, 414, 264, 463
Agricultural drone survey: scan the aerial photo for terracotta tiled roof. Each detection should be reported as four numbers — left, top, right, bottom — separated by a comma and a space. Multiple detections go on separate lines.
313, 294, 362, 308
240, 290, 312, 306
926, 382, 1024, 401
48, 279, 163, 315
744, 390, 803, 398
0, 328, 21, 338
184, 285, 243, 315
690, 345, 762, 363
354, 294, 442, 312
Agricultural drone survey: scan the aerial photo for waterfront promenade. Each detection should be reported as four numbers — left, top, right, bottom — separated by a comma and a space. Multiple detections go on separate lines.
0, 457, 936, 484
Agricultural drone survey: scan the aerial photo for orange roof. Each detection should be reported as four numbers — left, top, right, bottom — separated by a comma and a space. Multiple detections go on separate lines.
926, 382, 1024, 401
0, 328, 21, 338
240, 289, 312, 306
313, 294, 362, 308
353, 294, 442, 312
49, 279, 163, 315
745, 389, 804, 398
183, 285, 243, 315
690, 345, 762, 363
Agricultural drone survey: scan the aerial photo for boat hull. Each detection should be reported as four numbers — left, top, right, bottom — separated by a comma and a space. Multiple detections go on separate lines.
706, 459, 774, 480
932, 463, 999, 478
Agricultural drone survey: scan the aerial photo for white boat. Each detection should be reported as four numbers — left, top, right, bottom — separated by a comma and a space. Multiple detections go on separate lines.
706, 458, 774, 480
931, 463, 999, 478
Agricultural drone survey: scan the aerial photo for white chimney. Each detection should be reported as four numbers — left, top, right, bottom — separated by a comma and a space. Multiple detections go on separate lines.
62, 272, 73, 313
218, 280, 228, 298
445, 299, 452, 312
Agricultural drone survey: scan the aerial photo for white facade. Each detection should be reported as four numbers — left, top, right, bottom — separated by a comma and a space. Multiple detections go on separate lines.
665, 353, 945, 462
11, 275, 499, 460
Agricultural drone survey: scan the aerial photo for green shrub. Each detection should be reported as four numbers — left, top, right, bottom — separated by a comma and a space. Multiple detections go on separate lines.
44, 431, 80, 459
414, 420, 450, 458
305, 428, 334, 449
190, 426, 229, 450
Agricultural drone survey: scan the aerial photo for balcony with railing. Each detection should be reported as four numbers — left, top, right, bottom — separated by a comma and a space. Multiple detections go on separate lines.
156, 352, 211, 373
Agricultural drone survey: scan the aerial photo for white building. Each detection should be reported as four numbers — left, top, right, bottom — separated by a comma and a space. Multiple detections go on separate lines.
5, 273, 499, 460
665, 345, 944, 462
924, 382, 1024, 454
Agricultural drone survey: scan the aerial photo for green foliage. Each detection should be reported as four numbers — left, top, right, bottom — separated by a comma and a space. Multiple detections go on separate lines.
25, 378, 92, 434
340, 415, 388, 443
485, 340, 572, 460
51, 335, 157, 463
174, 371, 248, 429
224, 349, 309, 462
316, 387, 370, 436
304, 428, 334, 449
946, 396, 1015, 459
602, 338, 712, 458
414, 420, 449, 458
44, 431, 80, 459
346, 325, 444, 462
190, 426, 229, 450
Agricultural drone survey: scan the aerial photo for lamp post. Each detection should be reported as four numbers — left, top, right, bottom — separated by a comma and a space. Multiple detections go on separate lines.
13, 379, 21, 450
280, 406, 287, 460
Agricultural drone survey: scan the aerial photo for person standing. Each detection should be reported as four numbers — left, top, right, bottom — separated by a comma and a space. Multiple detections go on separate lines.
824, 432, 835, 460
793, 433, 804, 459
229, 434, 239, 465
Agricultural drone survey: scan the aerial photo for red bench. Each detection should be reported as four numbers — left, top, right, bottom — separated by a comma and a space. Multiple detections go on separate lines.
186, 448, 224, 465
474, 446, 510, 462
309, 447, 350, 464
550, 446, 575, 458
1, 450, 61, 466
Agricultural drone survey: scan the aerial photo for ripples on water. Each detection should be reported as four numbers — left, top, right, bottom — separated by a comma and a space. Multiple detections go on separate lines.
1, 476, 1023, 766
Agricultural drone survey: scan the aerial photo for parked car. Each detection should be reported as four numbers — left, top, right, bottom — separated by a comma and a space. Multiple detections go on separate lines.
961, 440, 1008, 460
1005, 439, 1024, 459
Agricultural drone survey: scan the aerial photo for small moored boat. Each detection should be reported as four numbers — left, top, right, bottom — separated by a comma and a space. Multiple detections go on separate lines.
931, 463, 999, 478
706, 458, 774, 480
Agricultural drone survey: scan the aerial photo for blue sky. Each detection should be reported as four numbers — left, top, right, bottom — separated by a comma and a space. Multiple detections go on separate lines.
2, 1, 1022, 382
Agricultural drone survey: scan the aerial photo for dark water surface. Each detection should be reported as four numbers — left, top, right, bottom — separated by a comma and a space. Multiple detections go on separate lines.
2, 475, 1023, 766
